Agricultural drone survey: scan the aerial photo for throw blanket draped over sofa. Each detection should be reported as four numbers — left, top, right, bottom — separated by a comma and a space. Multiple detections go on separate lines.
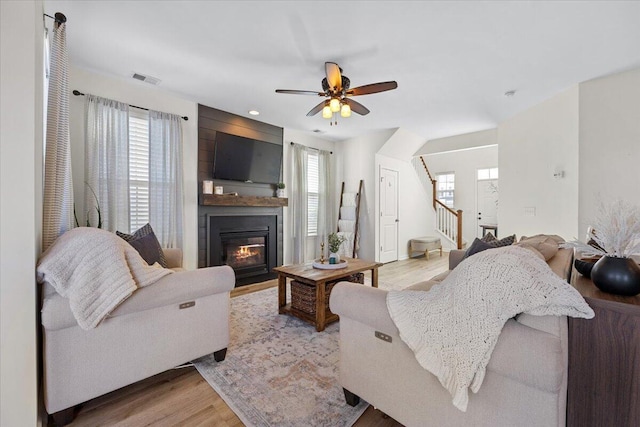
37, 227, 172, 330
387, 245, 594, 411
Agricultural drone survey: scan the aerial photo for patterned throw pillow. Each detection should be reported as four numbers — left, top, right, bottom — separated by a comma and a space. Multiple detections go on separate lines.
481, 232, 497, 243
116, 223, 168, 267
464, 234, 516, 259
489, 234, 516, 247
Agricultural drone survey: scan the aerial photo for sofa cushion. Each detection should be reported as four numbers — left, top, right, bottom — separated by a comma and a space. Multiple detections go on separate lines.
516, 235, 560, 261
42, 265, 235, 331
117, 223, 167, 268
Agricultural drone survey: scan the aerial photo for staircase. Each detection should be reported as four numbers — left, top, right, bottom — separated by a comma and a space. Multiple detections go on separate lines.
412, 156, 464, 249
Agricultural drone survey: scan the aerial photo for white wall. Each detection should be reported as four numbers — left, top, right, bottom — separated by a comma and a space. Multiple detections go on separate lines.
68, 66, 199, 269
498, 86, 580, 240
338, 129, 396, 260
0, 1, 43, 424
424, 144, 499, 246
578, 68, 640, 237
375, 154, 433, 260
282, 129, 338, 263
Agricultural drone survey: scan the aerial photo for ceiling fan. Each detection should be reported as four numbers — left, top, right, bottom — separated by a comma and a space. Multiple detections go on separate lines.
275, 62, 397, 124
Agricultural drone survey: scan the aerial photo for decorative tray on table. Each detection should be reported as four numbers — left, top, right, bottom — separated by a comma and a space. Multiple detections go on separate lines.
312, 259, 348, 270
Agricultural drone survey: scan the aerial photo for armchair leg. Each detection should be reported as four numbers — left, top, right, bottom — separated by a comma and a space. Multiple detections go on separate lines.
213, 347, 227, 362
50, 406, 78, 426
343, 388, 360, 407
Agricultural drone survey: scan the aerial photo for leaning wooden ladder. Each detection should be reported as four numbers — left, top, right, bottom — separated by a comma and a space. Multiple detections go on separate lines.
336, 180, 364, 258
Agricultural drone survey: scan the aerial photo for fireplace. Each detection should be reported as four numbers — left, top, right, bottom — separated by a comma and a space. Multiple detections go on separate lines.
208, 215, 277, 286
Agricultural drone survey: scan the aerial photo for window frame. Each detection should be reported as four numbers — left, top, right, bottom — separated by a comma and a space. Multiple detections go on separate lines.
435, 172, 455, 208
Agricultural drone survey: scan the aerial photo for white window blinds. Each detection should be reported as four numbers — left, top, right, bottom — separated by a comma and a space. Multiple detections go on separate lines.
307, 151, 319, 236
128, 108, 150, 231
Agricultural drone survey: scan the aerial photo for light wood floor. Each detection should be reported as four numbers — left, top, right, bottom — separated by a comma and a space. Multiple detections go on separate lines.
60, 254, 448, 426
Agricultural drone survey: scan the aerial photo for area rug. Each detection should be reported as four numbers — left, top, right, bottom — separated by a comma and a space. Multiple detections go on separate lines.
193, 287, 368, 426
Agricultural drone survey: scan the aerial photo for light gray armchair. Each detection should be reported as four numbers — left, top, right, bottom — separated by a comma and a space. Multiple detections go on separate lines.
41, 248, 235, 425
330, 248, 574, 427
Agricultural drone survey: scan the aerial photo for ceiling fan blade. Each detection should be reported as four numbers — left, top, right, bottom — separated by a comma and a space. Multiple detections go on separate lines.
344, 98, 370, 115
276, 89, 324, 96
325, 62, 342, 92
347, 81, 398, 96
306, 101, 326, 117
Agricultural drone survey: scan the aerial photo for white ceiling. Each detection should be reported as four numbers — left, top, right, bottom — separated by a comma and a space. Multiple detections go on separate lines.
44, 1, 640, 142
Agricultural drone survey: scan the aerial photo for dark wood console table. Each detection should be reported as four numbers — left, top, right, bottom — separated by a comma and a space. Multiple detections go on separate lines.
567, 257, 640, 427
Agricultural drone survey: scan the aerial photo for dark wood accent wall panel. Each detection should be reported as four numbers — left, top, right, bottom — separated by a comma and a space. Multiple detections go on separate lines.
197, 104, 284, 270
197, 104, 283, 196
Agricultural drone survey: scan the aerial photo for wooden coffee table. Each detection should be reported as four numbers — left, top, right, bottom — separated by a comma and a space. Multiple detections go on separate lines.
273, 257, 383, 332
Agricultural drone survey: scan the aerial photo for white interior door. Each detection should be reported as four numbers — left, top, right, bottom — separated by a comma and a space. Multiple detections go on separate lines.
477, 179, 498, 237
380, 167, 399, 263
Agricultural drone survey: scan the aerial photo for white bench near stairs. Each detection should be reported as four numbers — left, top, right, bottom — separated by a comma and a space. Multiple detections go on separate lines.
410, 236, 442, 260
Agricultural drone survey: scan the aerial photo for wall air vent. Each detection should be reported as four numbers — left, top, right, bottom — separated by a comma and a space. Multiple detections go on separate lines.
131, 73, 161, 86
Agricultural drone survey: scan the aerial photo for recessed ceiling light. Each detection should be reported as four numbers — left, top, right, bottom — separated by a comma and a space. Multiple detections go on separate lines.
248, 110, 260, 116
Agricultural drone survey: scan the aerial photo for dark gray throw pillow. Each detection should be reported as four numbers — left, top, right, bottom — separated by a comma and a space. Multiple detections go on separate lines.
128, 231, 165, 267
116, 223, 167, 267
465, 238, 496, 258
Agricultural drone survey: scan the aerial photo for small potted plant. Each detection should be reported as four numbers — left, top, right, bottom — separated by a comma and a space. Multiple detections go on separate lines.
276, 182, 286, 198
328, 232, 347, 264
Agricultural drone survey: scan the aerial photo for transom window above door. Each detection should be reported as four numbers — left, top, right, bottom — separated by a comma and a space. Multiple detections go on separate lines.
477, 167, 498, 180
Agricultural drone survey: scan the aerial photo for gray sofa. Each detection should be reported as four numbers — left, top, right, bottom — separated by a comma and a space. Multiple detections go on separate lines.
41, 248, 235, 424
330, 248, 574, 427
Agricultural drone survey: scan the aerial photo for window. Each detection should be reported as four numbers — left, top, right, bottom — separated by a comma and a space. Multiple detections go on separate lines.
477, 167, 498, 180
307, 152, 319, 236
128, 108, 150, 231
436, 172, 455, 208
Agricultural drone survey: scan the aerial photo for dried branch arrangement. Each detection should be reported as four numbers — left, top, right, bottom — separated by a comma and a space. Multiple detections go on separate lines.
562, 200, 640, 258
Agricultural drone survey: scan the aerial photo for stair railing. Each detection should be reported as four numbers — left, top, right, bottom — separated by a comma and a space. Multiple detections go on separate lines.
417, 156, 464, 249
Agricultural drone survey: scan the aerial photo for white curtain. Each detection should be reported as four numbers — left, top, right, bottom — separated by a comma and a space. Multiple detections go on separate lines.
42, 20, 74, 249
316, 148, 333, 258
290, 143, 334, 263
84, 95, 130, 232
149, 111, 183, 248
291, 144, 309, 263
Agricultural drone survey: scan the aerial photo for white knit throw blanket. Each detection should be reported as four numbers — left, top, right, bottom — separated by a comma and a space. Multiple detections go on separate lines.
387, 245, 594, 412
37, 227, 172, 330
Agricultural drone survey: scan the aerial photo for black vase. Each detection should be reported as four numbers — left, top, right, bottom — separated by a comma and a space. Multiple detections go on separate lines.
590, 256, 640, 296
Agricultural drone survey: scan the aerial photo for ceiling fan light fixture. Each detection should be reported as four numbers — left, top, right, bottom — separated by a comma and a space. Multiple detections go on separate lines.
329, 97, 341, 113
322, 105, 332, 119
340, 103, 351, 118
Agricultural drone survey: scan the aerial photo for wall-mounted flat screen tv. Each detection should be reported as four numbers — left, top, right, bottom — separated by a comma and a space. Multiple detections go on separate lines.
213, 132, 283, 184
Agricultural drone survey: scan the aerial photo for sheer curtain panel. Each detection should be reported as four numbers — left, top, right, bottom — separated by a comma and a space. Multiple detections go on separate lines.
43, 20, 74, 249
316, 149, 333, 259
290, 144, 334, 262
84, 95, 130, 232
291, 144, 309, 263
149, 111, 184, 248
